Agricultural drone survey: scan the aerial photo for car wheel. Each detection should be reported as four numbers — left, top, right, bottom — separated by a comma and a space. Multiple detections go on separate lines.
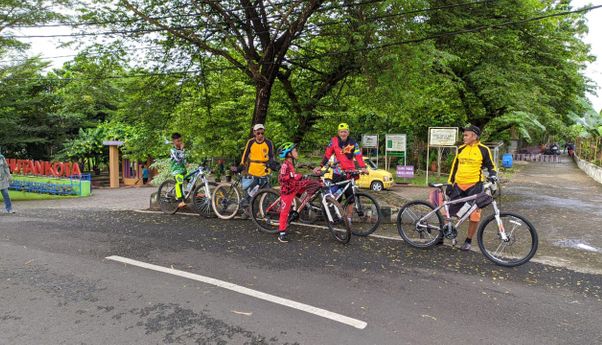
370, 181, 384, 191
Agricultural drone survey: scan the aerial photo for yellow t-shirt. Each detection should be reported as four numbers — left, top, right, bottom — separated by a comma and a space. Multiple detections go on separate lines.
240, 139, 274, 177
448, 142, 497, 185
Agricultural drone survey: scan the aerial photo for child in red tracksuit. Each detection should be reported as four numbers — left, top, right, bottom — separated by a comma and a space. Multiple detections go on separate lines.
277, 143, 320, 243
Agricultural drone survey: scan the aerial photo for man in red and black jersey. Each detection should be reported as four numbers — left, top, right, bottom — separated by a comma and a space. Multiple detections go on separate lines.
314, 123, 368, 221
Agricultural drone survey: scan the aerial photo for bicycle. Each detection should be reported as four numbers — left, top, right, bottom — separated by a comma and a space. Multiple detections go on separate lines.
298, 169, 382, 237
396, 179, 538, 267
249, 169, 352, 244
157, 164, 216, 217
211, 168, 271, 220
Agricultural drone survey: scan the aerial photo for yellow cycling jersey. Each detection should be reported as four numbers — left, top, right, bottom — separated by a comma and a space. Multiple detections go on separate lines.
448, 142, 497, 185
240, 138, 274, 177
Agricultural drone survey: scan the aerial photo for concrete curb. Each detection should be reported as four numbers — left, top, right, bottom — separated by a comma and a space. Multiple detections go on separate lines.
150, 191, 402, 223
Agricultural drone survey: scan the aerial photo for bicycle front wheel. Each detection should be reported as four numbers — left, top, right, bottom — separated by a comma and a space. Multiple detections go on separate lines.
298, 195, 321, 224
211, 183, 240, 219
323, 195, 351, 244
477, 212, 538, 267
250, 189, 282, 234
192, 182, 217, 218
345, 192, 382, 236
396, 201, 443, 248
158, 179, 179, 214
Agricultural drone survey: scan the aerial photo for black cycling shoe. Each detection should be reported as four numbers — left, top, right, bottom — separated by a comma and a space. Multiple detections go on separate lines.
278, 232, 289, 243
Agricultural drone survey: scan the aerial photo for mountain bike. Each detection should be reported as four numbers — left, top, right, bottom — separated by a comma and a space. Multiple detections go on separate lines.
396, 179, 538, 267
158, 164, 216, 217
249, 170, 352, 244
211, 170, 271, 220
298, 169, 382, 237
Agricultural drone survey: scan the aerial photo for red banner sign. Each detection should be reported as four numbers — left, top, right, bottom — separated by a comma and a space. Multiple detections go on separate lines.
7, 159, 82, 177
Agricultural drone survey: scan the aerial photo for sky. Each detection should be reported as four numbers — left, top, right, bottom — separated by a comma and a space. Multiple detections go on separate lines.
8, 1, 602, 112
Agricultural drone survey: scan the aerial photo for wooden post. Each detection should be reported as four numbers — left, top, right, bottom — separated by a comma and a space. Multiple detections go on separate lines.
109, 145, 120, 188
437, 147, 442, 177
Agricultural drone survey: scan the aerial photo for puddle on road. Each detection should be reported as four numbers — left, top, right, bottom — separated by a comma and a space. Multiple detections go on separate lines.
554, 239, 602, 253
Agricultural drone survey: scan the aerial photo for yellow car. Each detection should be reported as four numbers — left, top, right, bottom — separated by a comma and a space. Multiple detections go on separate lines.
325, 158, 394, 191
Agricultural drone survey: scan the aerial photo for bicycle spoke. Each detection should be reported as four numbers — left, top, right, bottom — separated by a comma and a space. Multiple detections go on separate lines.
404, 209, 419, 222
478, 213, 537, 267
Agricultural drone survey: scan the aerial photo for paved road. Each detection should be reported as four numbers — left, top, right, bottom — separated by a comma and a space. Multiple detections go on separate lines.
500, 159, 602, 274
1, 206, 601, 344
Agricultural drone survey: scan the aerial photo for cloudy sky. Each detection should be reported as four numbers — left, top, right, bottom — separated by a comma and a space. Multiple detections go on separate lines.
11, 1, 602, 112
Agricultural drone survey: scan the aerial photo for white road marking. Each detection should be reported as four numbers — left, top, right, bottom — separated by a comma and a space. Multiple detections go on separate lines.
105, 255, 368, 330
368, 234, 404, 241
133, 209, 199, 217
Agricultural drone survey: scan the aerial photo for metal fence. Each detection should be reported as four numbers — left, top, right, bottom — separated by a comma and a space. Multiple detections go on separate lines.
512, 153, 561, 163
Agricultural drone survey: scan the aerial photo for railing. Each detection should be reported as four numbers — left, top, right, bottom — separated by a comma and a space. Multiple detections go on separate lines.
513, 154, 561, 163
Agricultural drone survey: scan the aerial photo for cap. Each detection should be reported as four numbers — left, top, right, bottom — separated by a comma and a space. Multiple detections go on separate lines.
338, 123, 350, 131
253, 124, 265, 131
463, 125, 481, 136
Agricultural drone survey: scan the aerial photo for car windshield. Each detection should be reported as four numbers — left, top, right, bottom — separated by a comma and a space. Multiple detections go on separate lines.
364, 159, 378, 170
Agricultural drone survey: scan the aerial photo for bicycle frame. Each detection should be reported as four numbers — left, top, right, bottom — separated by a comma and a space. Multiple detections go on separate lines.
181, 166, 211, 200
263, 177, 342, 225
417, 182, 508, 241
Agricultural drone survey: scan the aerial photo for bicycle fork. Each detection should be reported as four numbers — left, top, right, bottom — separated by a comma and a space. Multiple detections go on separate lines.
492, 201, 509, 241
321, 194, 341, 222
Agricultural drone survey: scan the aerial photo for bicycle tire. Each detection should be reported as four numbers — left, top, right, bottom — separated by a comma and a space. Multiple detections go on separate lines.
298, 195, 321, 224
158, 179, 179, 214
323, 195, 351, 244
477, 212, 538, 267
250, 189, 282, 234
396, 200, 444, 248
211, 183, 241, 220
345, 192, 382, 236
192, 182, 217, 218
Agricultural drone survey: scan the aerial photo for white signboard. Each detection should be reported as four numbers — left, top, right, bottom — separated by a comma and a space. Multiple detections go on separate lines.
362, 134, 378, 149
429, 128, 458, 147
385, 134, 406, 152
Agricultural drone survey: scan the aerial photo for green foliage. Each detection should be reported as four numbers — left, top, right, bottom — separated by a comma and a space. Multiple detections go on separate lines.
0, 0, 597, 171
149, 158, 171, 186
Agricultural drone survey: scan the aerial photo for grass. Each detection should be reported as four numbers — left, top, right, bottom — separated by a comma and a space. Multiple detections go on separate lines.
0, 190, 77, 201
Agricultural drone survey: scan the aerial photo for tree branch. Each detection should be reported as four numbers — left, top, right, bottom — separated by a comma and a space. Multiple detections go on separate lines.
120, 0, 253, 79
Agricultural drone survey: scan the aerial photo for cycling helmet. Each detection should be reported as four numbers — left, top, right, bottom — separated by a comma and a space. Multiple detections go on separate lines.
278, 142, 296, 159
338, 123, 350, 131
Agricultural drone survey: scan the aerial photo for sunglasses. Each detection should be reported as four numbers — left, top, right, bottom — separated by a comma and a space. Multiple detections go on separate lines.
255, 131, 265, 136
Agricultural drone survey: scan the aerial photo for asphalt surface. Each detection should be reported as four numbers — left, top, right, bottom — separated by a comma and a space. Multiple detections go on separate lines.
1, 206, 601, 345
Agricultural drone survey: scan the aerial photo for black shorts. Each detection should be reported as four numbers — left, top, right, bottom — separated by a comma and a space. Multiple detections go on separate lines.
447, 182, 483, 216
332, 174, 355, 203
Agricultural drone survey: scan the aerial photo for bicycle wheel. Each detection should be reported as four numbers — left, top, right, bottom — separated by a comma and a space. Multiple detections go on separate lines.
298, 195, 321, 224
396, 201, 443, 248
323, 195, 351, 244
477, 212, 538, 267
344, 192, 382, 236
192, 182, 217, 218
158, 179, 179, 214
250, 189, 282, 234
211, 183, 241, 220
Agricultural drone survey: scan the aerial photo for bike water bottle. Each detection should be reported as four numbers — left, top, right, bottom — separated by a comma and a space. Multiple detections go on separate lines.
248, 184, 260, 198
456, 202, 472, 218
334, 188, 344, 199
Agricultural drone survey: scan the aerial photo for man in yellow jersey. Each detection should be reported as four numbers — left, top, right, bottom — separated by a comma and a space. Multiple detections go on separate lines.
447, 125, 497, 251
235, 124, 275, 207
